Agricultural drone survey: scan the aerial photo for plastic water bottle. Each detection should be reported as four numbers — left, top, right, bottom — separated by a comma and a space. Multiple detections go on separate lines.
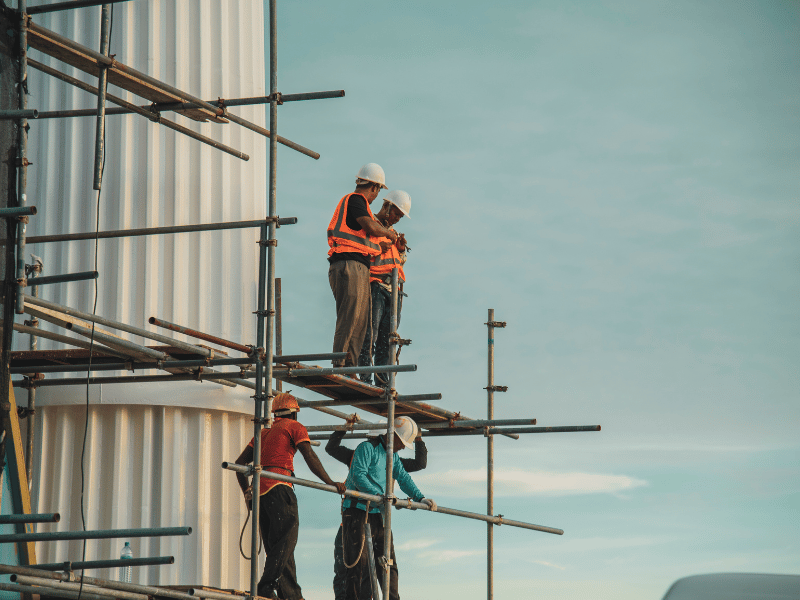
119, 541, 133, 583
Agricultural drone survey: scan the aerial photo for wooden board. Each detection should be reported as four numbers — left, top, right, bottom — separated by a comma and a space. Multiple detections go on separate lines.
26, 21, 227, 124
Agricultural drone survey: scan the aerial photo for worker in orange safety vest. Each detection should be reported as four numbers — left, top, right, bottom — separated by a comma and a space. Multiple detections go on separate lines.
328, 164, 399, 370
357, 190, 411, 387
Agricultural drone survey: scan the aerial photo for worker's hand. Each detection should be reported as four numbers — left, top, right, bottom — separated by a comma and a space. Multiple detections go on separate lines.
345, 413, 359, 427
421, 497, 437, 512
396, 233, 407, 252
334, 482, 347, 496
379, 240, 393, 252
386, 228, 399, 243
243, 485, 253, 506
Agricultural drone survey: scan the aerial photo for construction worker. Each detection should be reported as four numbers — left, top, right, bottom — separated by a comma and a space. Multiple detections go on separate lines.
234, 393, 347, 600
328, 163, 399, 370
326, 415, 428, 600
357, 190, 411, 387
340, 416, 437, 600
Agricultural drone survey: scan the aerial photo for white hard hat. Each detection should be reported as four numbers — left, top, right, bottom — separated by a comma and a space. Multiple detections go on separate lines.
384, 190, 411, 219
394, 416, 418, 449
356, 163, 388, 189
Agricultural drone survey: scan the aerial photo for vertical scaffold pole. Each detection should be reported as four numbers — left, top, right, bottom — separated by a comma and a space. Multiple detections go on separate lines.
487, 308, 495, 600
249, 223, 268, 598
275, 277, 282, 392
92, 4, 111, 190
265, 0, 277, 428
383, 267, 399, 596
25, 261, 41, 488
15, 0, 29, 314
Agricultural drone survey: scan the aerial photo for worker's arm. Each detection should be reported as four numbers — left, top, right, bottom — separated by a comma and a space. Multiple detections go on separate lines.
325, 430, 355, 467
356, 216, 398, 242
234, 445, 254, 493
392, 455, 425, 502
399, 437, 427, 473
297, 441, 346, 495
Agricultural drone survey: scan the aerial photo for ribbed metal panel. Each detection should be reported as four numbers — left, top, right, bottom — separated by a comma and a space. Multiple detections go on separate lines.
21, 0, 268, 589
31, 404, 253, 588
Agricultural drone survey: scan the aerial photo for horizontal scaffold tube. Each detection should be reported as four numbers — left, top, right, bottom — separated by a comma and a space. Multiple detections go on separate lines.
35, 556, 174, 571
0, 564, 195, 600
0, 526, 191, 544
26, 0, 132, 14
308, 425, 600, 440
10, 357, 254, 375
12, 323, 125, 355
304, 418, 537, 433
24, 294, 216, 357
25, 218, 297, 245
14, 576, 148, 600
0, 205, 37, 217
0, 513, 59, 524
189, 588, 250, 600
0, 582, 111, 600
274, 352, 347, 363
221, 463, 563, 535
23, 271, 97, 287
272, 364, 416, 377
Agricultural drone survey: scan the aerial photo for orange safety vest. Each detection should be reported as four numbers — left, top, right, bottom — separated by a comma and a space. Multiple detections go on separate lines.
327, 193, 382, 258
370, 226, 406, 284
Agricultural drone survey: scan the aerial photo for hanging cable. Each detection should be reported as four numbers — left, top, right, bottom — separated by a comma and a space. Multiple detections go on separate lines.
79, 7, 113, 600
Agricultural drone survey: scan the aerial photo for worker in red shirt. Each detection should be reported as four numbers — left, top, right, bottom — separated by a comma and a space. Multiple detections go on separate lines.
235, 393, 347, 600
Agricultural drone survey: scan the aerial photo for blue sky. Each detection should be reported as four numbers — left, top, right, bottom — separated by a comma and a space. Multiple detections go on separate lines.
259, 1, 800, 598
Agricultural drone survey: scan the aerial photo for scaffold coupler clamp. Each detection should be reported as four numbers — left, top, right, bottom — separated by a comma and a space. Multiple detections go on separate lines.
483, 426, 491, 437
495, 514, 504, 526
484, 385, 508, 392
485, 320, 507, 328
379, 555, 393, 571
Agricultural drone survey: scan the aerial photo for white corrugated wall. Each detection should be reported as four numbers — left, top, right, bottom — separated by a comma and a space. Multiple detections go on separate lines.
21, 0, 268, 589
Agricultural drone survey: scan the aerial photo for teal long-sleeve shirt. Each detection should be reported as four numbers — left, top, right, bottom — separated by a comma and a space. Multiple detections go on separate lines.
343, 438, 425, 513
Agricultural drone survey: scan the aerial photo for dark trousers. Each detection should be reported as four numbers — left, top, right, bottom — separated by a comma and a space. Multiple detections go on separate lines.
334, 525, 372, 600
257, 486, 302, 600
329, 260, 371, 367
357, 283, 402, 386
342, 507, 399, 600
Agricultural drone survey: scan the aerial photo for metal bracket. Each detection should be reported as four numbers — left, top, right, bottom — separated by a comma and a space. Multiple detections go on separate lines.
485, 321, 507, 328
17, 406, 34, 419
379, 555, 393, 570
496, 514, 504, 526
23, 318, 37, 327
270, 92, 284, 105
389, 333, 411, 346
484, 385, 508, 392
252, 309, 275, 317
16, 157, 32, 167
263, 216, 283, 228
258, 238, 278, 247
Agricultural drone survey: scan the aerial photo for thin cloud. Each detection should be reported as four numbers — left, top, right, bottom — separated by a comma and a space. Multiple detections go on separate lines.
413, 468, 647, 497
417, 549, 483, 565
531, 560, 566, 571
396, 538, 439, 552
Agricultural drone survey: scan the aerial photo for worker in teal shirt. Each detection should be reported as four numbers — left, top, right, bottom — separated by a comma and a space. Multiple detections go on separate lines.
340, 416, 437, 600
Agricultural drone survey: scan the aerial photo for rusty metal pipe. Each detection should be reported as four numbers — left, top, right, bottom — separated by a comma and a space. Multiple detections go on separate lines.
148, 317, 252, 354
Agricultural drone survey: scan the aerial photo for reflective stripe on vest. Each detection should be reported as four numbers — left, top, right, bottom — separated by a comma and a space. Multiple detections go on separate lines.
327, 193, 382, 257
370, 229, 406, 283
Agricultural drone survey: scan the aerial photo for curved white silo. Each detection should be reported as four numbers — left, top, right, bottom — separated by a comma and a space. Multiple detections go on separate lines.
22, 0, 267, 589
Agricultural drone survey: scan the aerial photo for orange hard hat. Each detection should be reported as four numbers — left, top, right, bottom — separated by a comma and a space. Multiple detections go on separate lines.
272, 392, 299, 415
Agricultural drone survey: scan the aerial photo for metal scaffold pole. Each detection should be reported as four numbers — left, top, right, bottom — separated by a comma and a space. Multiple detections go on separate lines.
383, 267, 400, 596
15, 0, 29, 315
486, 309, 506, 600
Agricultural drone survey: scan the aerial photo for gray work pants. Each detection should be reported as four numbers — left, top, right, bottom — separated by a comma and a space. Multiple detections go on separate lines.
329, 259, 371, 367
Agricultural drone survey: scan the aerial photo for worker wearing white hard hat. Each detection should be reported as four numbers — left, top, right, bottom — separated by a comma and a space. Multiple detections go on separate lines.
340, 417, 436, 600
357, 190, 412, 387
327, 413, 428, 600
327, 164, 399, 371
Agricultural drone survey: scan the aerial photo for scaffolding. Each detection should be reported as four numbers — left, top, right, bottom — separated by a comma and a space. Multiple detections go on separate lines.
0, 1, 602, 599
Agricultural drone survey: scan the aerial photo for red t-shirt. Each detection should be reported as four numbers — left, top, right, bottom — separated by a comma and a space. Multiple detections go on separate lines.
247, 418, 310, 495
